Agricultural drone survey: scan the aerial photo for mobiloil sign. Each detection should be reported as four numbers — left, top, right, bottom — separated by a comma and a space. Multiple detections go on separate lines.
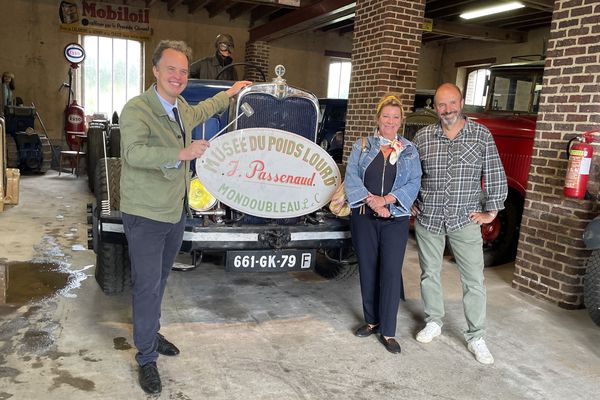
58, 1, 151, 40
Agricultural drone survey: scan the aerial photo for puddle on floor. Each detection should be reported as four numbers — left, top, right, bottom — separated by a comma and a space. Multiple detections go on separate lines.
0, 262, 87, 307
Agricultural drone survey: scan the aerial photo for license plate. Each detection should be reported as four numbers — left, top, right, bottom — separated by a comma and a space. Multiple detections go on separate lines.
225, 250, 315, 272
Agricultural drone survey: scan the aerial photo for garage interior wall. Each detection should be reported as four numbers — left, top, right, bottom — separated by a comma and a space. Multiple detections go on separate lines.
417, 27, 551, 90
2, 0, 556, 151
0, 0, 352, 148
513, 0, 600, 309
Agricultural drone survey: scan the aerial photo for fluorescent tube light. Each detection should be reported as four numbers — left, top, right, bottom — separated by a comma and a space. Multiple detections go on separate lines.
460, 2, 525, 20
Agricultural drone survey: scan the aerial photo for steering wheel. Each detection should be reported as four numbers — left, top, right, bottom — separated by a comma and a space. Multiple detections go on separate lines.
215, 62, 267, 82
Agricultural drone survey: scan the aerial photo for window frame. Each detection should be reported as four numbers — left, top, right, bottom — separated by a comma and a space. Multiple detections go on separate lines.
79, 35, 144, 118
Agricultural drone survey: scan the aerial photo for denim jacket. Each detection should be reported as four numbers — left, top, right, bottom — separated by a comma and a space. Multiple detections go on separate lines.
344, 135, 422, 217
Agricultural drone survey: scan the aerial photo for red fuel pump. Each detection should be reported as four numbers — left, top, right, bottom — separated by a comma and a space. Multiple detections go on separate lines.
564, 130, 599, 199
62, 43, 86, 151
65, 99, 86, 150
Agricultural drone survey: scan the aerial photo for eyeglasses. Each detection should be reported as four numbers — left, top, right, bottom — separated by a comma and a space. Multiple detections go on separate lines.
218, 43, 233, 52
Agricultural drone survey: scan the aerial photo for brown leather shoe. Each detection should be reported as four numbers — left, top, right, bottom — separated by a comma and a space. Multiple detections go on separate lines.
378, 335, 401, 354
354, 324, 379, 338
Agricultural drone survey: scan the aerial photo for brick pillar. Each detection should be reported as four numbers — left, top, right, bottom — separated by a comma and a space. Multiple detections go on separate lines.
343, 0, 426, 162
512, 0, 600, 309
244, 41, 270, 82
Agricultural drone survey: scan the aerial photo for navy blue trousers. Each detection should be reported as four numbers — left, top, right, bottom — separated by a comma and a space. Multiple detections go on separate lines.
123, 211, 186, 366
351, 211, 409, 337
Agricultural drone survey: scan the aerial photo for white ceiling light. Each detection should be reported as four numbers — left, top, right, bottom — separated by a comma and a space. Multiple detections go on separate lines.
460, 2, 525, 20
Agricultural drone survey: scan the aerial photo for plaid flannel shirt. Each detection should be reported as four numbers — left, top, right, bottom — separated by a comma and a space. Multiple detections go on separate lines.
413, 117, 507, 234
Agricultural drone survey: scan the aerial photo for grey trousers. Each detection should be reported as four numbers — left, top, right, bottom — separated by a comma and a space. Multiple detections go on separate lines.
123, 211, 186, 366
414, 221, 487, 342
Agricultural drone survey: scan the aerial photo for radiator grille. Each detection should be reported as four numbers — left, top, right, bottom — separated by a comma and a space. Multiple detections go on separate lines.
236, 94, 318, 142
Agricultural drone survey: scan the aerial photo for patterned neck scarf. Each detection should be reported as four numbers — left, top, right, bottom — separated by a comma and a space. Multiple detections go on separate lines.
377, 131, 405, 165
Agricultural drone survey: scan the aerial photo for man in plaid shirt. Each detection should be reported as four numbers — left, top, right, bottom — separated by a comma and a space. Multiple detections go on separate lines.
411, 83, 507, 364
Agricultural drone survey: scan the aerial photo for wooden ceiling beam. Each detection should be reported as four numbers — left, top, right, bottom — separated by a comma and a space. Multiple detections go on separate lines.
206, 0, 235, 18
188, 0, 210, 14
249, 0, 355, 42
250, 5, 284, 25
521, 0, 555, 12
167, 0, 184, 13
229, 3, 260, 20
432, 19, 526, 42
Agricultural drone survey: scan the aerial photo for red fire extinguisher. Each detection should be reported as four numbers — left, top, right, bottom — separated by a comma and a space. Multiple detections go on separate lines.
564, 130, 599, 199
65, 100, 86, 151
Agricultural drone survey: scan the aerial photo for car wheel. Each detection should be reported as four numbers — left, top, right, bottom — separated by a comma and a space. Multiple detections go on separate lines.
315, 247, 358, 280
584, 249, 600, 326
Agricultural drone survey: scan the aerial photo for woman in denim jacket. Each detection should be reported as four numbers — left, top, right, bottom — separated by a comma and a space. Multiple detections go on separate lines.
344, 93, 422, 354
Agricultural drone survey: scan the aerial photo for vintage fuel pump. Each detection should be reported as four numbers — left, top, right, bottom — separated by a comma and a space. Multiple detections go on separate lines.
564, 130, 599, 199
61, 43, 86, 151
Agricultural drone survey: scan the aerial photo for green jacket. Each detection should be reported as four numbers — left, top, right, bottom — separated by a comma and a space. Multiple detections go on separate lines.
119, 85, 229, 223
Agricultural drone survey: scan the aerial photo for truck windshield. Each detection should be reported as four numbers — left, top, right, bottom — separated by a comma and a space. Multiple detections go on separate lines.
489, 70, 542, 113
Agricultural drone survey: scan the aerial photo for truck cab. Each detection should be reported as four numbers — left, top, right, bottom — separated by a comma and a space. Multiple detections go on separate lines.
467, 60, 544, 266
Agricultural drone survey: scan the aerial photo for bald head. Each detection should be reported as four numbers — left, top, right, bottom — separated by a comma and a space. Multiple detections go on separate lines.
434, 83, 463, 104
433, 83, 464, 129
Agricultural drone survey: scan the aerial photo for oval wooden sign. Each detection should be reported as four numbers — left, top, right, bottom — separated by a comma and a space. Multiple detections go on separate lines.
196, 128, 341, 218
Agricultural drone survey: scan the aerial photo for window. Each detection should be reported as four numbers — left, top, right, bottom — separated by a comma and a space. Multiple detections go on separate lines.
465, 68, 490, 107
82, 36, 143, 118
327, 59, 351, 99
489, 71, 543, 113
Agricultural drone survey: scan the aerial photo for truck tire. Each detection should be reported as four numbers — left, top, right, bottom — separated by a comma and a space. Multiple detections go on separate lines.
6, 136, 18, 168
483, 190, 524, 267
87, 125, 107, 192
95, 157, 121, 211
95, 241, 131, 295
39, 134, 52, 173
584, 250, 600, 326
94, 157, 129, 294
108, 126, 121, 158
315, 247, 358, 280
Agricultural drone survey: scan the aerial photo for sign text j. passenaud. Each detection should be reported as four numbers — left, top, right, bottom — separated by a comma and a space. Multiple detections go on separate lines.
196, 128, 341, 219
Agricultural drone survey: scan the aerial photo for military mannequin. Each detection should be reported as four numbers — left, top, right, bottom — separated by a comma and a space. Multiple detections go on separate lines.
189, 34, 238, 80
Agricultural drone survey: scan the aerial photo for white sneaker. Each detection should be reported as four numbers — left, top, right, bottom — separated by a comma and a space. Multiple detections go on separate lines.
416, 322, 441, 343
467, 338, 494, 365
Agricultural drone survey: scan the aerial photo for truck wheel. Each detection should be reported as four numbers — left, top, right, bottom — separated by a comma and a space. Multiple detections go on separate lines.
38, 134, 52, 173
482, 191, 523, 267
584, 250, 600, 326
94, 156, 129, 294
87, 125, 107, 192
108, 126, 121, 158
95, 241, 131, 295
95, 157, 121, 212
6, 136, 18, 168
315, 247, 358, 280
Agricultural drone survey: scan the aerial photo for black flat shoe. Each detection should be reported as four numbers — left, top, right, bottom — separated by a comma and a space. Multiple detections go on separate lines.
354, 324, 379, 338
139, 362, 161, 394
157, 333, 180, 356
378, 335, 401, 354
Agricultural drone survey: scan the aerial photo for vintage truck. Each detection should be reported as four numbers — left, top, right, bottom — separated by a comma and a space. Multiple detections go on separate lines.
87, 66, 355, 294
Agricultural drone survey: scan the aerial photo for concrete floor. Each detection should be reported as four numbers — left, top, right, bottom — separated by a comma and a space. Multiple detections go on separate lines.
0, 171, 599, 400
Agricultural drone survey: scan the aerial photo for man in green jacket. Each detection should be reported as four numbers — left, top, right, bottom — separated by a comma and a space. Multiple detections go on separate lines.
120, 39, 250, 395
